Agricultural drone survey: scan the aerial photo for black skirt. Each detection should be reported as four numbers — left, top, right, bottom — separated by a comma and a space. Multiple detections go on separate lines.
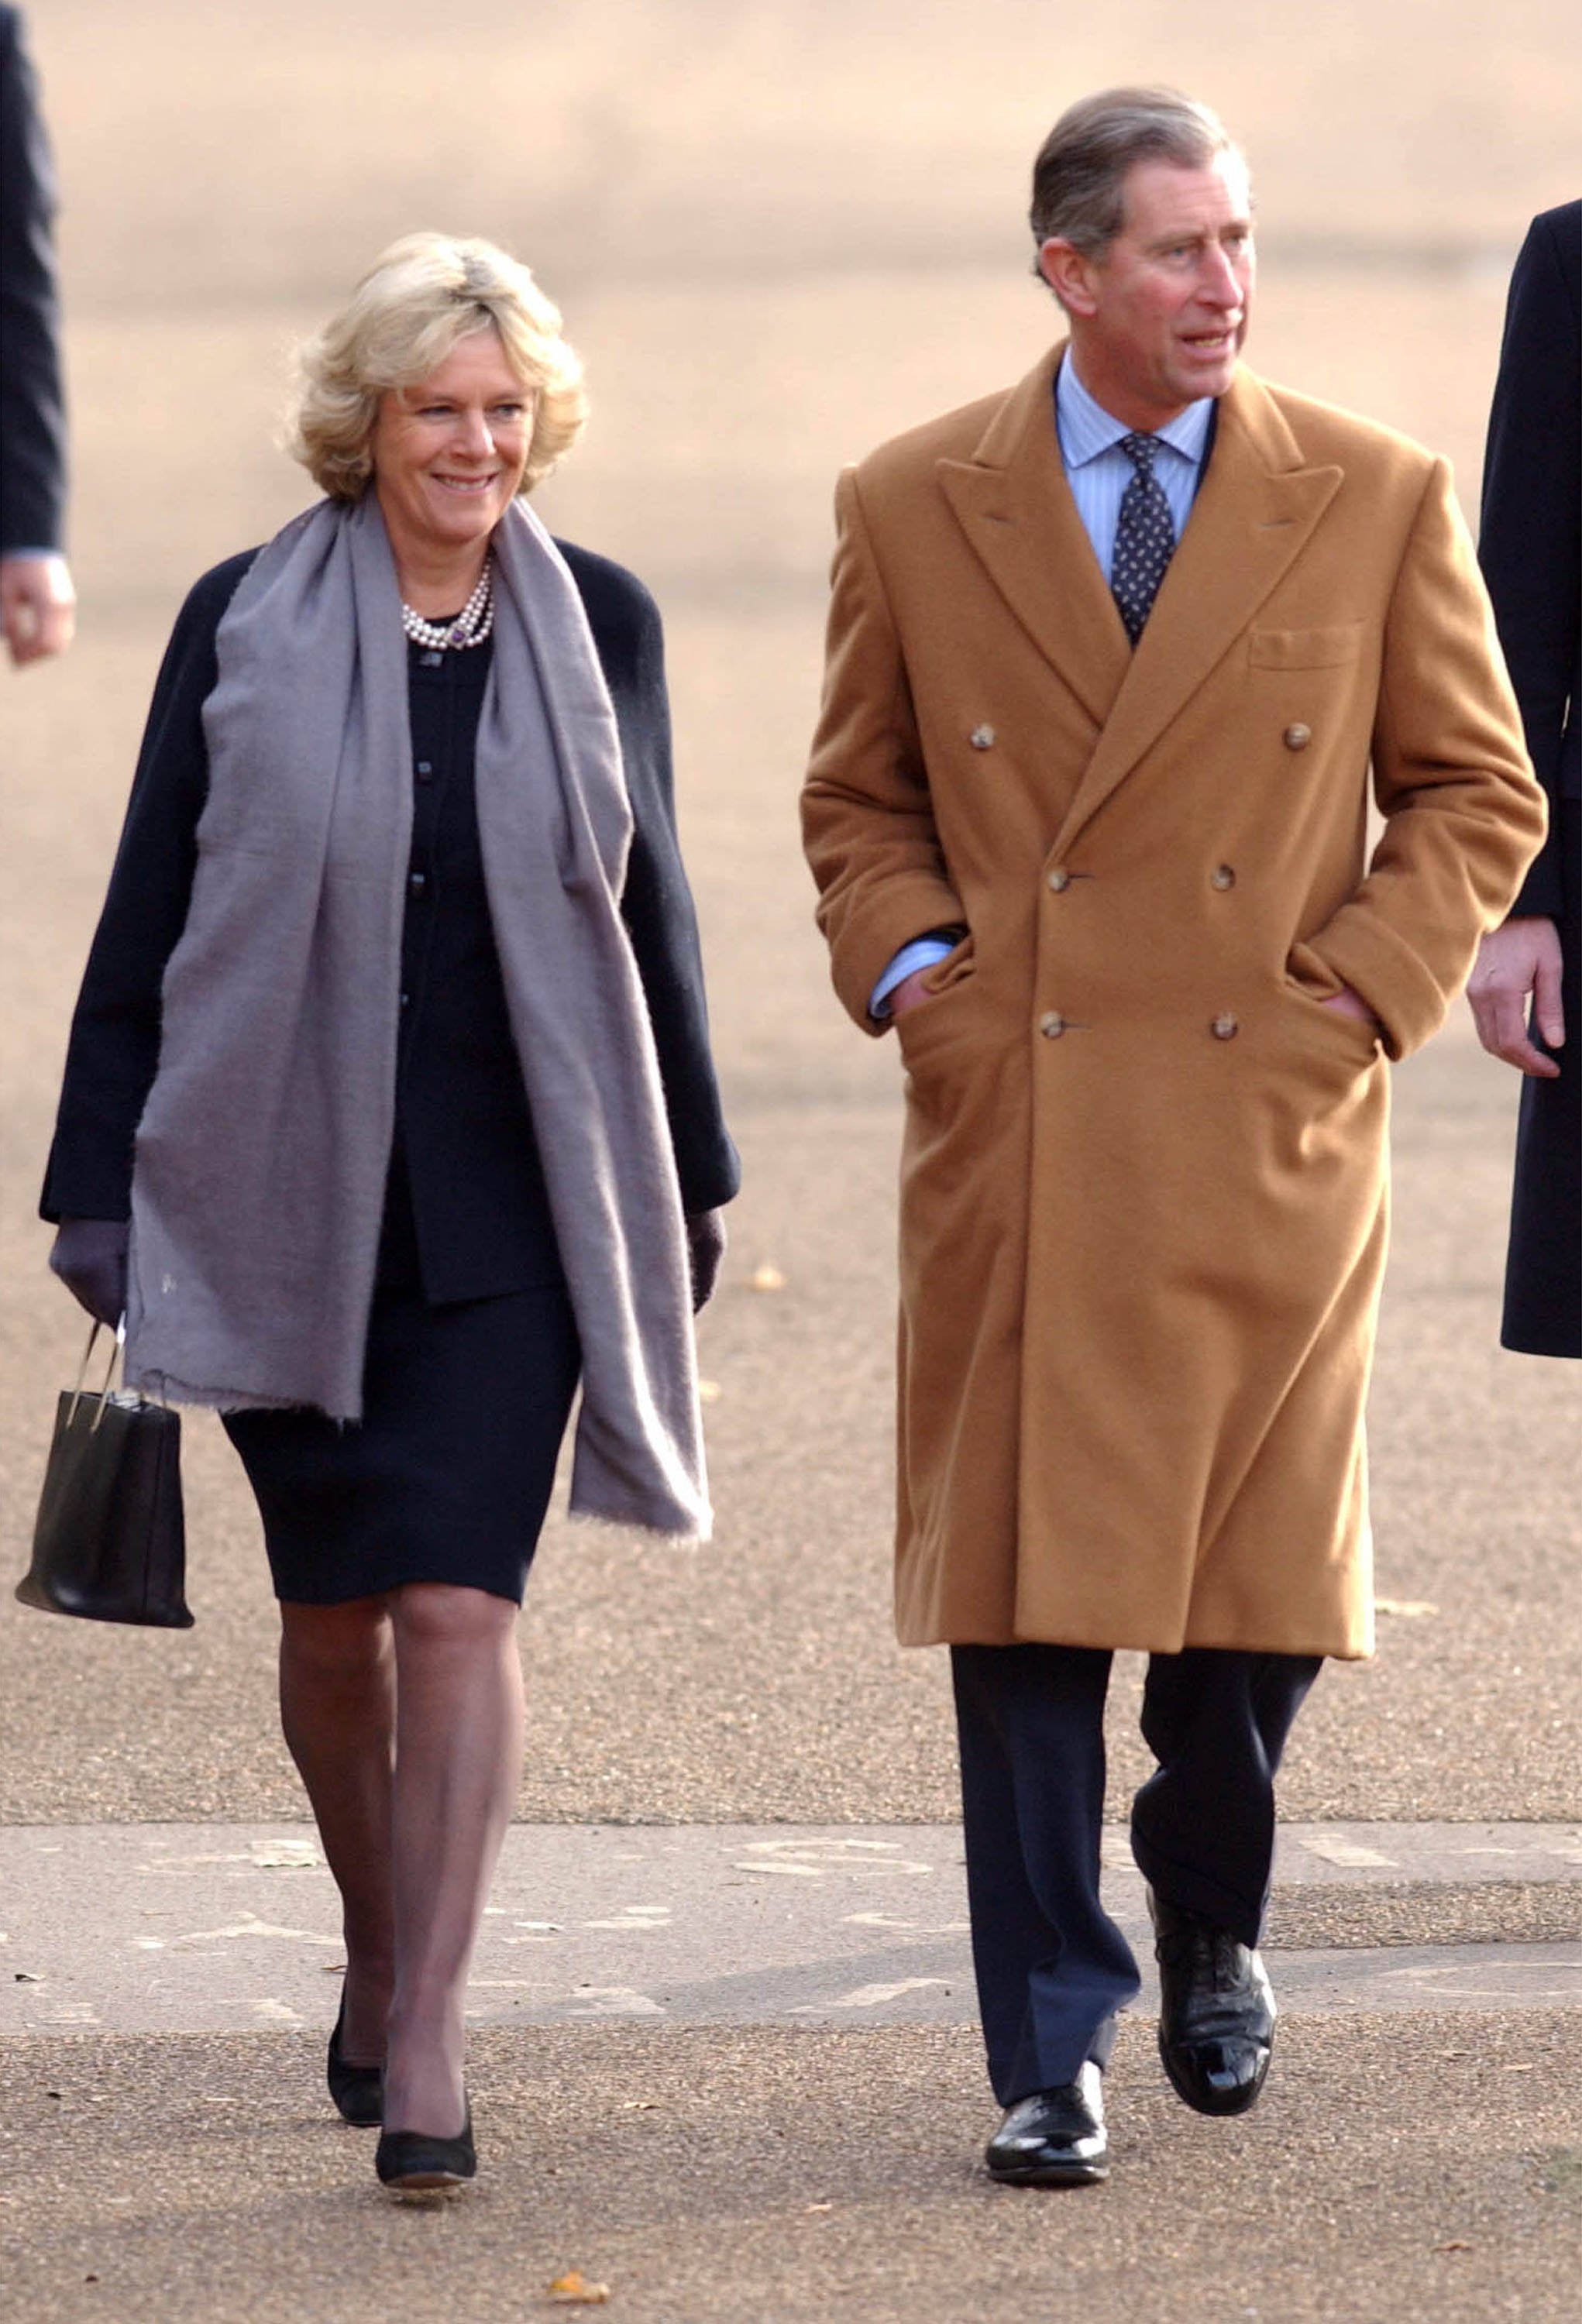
222, 1283, 581, 1605
1501, 796, 1582, 1357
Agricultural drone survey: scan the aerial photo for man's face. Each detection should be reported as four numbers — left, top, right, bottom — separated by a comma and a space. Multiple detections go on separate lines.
1040, 150, 1254, 429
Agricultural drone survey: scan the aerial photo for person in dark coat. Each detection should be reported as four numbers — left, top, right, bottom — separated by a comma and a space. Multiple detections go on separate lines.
1465, 201, 1580, 1356
43, 234, 738, 2195
0, 3, 74, 663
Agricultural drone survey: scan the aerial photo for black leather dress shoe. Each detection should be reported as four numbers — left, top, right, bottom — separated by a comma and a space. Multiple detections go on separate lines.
1149, 1888, 1275, 2116
326, 1998, 383, 2128
375, 2104, 476, 2195
985, 2064, 1109, 2186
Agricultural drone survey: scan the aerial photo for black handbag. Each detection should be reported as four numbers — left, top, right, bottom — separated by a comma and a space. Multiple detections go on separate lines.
15, 1323, 192, 1628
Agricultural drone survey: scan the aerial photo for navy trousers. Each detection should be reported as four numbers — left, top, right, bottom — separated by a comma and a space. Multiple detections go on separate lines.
951, 1642, 1321, 2106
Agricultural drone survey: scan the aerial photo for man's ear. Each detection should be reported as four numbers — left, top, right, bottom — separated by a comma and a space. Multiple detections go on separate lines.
1037, 238, 1099, 318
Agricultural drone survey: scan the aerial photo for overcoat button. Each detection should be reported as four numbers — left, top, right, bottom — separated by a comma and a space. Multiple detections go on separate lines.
1040, 1012, 1066, 1039
969, 724, 996, 750
1047, 866, 1071, 893
1210, 864, 1236, 890
1283, 722, 1312, 751
1211, 1012, 1239, 1040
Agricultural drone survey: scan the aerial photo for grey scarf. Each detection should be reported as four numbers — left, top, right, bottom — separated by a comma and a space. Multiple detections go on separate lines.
125, 490, 710, 1540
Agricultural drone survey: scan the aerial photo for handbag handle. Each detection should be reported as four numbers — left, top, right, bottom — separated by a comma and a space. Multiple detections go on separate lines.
67, 1320, 122, 1434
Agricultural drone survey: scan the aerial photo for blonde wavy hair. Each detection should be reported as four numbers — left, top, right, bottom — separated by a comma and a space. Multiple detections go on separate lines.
286, 233, 587, 501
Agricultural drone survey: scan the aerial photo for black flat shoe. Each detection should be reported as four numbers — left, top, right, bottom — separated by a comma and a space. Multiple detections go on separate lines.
985, 2064, 1109, 2186
376, 2104, 476, 2195
326, 1997, 384, 2128
1149, 1886, 1274, 2116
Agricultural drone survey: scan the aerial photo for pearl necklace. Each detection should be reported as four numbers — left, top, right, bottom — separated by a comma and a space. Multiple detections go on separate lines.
401, 561, 495, 651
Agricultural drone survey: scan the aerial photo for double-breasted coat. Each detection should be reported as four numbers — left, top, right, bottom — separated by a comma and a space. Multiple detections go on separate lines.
802, 348, 1546, 1661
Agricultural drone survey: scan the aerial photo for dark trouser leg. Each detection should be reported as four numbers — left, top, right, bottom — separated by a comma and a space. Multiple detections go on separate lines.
1502, 798, 1582, 1356
1130, 1649, 1322, 1945
951, 1643, 1143, 2106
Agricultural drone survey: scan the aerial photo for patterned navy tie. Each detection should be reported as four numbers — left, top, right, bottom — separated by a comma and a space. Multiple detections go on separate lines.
1110, 432, 1175, 645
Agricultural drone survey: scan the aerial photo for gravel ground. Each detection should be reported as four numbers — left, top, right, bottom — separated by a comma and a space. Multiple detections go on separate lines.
2, 2015, 1580, 2324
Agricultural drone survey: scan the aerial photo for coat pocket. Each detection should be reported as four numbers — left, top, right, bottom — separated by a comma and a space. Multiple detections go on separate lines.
1248, 622, 1367, 670
918, 932, 976, 999
1279, 979, 1381, 1069
893, 936, 978, 1067
1278, 940, 1380, 1059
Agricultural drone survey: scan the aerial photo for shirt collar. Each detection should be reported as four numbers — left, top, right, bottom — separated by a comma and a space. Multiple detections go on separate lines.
1055, 352, 1215, 472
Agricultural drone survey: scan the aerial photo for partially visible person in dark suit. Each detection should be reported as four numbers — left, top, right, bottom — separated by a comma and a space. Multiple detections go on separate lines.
43, 233, 738, 2197
1466, 202, 1580, 1356
0, 3, 75, 664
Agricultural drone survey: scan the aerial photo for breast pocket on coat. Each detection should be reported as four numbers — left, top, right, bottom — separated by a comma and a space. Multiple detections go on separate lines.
1247, 622, 1367, 670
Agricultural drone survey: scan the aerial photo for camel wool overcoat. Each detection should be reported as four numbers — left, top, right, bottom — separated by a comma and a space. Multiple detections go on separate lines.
802, 349, 1546, 1660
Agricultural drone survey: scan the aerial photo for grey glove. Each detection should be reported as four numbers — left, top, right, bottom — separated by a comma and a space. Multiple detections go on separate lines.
49, 1219, 129, 1329
685, 1208, 727, 1313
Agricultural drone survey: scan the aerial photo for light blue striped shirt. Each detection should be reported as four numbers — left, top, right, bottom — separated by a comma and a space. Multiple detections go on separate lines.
1054, 354, 1214, 579
869, 359, 1215, 1016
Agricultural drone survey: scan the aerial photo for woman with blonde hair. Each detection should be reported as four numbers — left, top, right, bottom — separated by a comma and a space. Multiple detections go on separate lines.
43, 233, 738, 2195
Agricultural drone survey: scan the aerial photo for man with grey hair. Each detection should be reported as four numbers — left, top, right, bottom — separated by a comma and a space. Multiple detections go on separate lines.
803, 88, 1542, 2184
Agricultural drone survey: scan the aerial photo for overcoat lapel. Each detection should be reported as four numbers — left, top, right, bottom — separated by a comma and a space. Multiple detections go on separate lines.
936, 346, 1130, 730
1051, 371, 1343, 852
938, 348, 1346, 850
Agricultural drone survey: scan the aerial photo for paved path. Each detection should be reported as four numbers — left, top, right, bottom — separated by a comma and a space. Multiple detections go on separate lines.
5, 1822, 1582, 2040
5, 2014, 1582, 2324
5, 1820, 1582, 2322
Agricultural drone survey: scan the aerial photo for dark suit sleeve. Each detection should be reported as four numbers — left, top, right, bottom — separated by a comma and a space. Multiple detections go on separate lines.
0, 6, 67, 552
562, 542, 741, 1213
40, 554, 256, 1221
1478, 205, 1582, 920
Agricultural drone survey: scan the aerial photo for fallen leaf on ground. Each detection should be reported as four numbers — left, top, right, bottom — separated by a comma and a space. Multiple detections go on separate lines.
546, 2271, 610, 2305
14, 1972, 42, 1984
1374, 1597, 1439, 1618
322, 1961, 348, 1975
805, 2201, 834, 2213
699, 1378, 723, 1404
1439, 2240, 1474, 2252
748, 1263, 786, 1292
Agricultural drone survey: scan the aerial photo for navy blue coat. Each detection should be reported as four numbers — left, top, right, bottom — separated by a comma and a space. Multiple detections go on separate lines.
1480, 202, 1581, 1356
1480, 200, 1581, 914
0, 5, 66, 553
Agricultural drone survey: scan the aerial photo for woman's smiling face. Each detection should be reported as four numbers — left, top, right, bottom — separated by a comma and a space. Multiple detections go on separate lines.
369, 328, 534, 567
